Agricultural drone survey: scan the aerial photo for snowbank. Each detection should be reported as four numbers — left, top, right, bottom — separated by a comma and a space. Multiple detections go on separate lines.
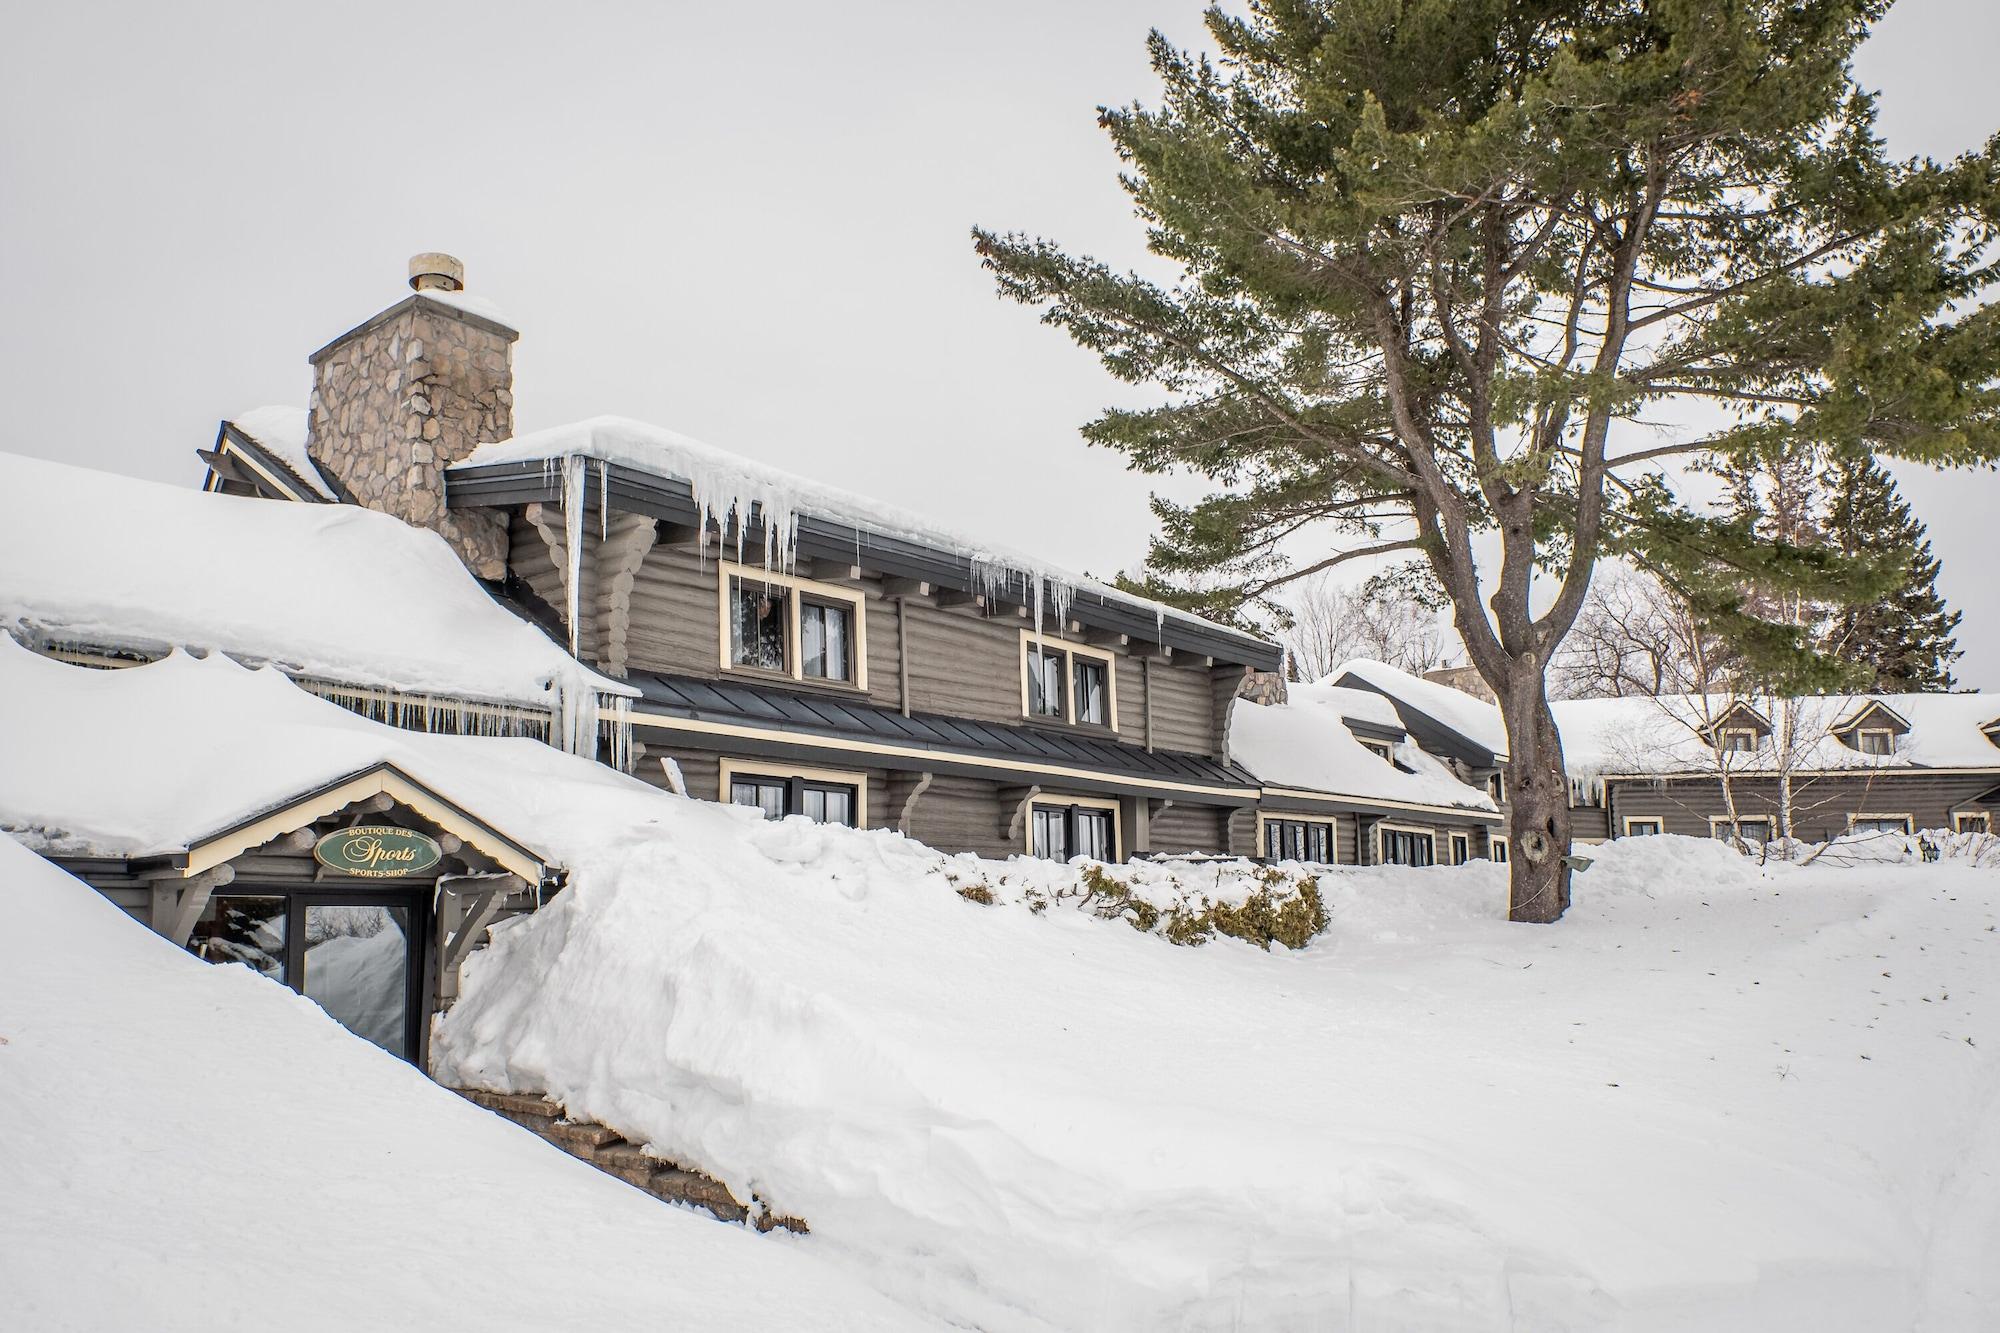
0, 834, 933, 1332
0, 450, 629, 713
1231, 681, 1497, 813
438, 823, 2000, 1330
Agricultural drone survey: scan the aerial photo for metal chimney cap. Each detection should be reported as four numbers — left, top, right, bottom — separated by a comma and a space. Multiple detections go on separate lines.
408, 252, 465, 292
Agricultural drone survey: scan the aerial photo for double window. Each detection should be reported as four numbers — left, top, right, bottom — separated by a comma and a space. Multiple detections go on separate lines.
1019, 633, 1116, 728
1718, 728, 1761, 754
1378, 825, 1435, 867
1262, 818, 1334, 864
1848, 813, 1913, 837
1623, 816, 1664, 836
721, 564, 866, 689
1855, 729, 1895, 756
1955, 811, 1991, 835
723, 762, 864, 827
1711, 815, 1774, 843
1029, 800, 1117, 862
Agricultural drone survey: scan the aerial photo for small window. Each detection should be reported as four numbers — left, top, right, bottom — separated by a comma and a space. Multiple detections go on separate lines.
1263, 818, 1334, 864
1361, 739, 1394, 762
729, 772, 858, 827
1379, 827, 1435, 867
1488, 773, 1505, 803
1073, 657, 1108, 726
1712, 816, 1774, 844
1490, 837, 1509, 864
1849, 815, 1913, 837
1031, 802, 1117, 862
799, 599, 852, 682
1719, 728, 1759, 754
1027, 647, 1066, 719
1449, 832, 1471, 865
1625, 817, 1663, 837
730, 581, 789, 673
1954, 811, 1991, 835
1856, 729, 1893, 756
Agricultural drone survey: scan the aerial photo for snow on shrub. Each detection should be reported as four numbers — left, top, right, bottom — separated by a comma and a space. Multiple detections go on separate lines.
943, 856, 1330, 950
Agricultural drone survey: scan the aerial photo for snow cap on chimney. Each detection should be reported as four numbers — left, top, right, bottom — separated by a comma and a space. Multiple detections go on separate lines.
408, 252, 465, 293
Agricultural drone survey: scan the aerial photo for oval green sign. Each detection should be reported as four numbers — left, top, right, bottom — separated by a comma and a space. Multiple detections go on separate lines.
313, 825, 443, 879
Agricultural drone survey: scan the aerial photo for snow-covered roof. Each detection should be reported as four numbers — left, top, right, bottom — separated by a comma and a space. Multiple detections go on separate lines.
1317, 683, 1405, 732
0, 639, 653, 864
1329, 659, 1510, 761
228, 405, 333, 499
1553, 691, 2000, 780
0, 451, 631, 710
453, 415, 1268, 655
1230, 683, 1498, 816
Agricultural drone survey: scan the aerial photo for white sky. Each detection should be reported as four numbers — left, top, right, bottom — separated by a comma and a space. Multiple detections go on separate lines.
4, 0, 1997, 686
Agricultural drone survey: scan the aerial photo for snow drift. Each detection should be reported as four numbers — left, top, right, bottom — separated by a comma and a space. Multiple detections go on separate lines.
0, 833, 933, 1332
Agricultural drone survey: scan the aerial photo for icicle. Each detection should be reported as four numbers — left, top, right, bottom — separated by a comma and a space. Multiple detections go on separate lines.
560, 455, 587, 660
597, 458, 610, 542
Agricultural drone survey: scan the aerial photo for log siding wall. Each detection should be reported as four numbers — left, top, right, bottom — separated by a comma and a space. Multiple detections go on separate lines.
1601, 770, 2000, 841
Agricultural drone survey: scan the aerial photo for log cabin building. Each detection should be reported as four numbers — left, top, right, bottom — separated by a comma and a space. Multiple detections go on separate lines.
1338, 660, 2000, 850
179, 253, 1503, 865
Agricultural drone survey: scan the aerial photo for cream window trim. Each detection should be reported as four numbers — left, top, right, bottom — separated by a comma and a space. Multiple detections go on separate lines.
1024, 792, 1123, 861
1490, 836, 1509, 863
1622, 816, 1665, 836
1255, 812, 1340, 864
1017, 630, 1119, 730
1847, 812, 1914, 835
1953, 811, 1991, 834
717, 561, 869, 691
719, 758, 870, 827
1360, 739, 1395, 762
1717, 727, 1762, 753
1374, 820, 1436, 863
1710, 814, 1775, 838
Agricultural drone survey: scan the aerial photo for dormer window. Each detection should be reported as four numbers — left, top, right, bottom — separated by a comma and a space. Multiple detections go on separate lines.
1719, 728, 1760, 754
1856, 728, 1895, 757
719, 563, 868, 690
1018, 632, 1118, 730
1360, 739, 1394, 762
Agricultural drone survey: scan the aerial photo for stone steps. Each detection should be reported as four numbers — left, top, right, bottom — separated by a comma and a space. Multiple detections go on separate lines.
453, 1087, 806, 1234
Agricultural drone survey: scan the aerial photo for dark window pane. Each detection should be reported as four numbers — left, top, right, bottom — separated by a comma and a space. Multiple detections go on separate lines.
189, 895, 287, 982
1027, 648, 1065, 718
801, 601, 852, 682
1382, 829, 1435, 867
302, 903, 411, 1058
1264, 823, 1283, 859
1311, 824, 1332, 863
1032, 806, 1066, 859
731, 580, 789, 672
731, 777, 787, 820
800, 783, 856, 827
1074, 658, 1107, 725
1074, 809, 1112, 861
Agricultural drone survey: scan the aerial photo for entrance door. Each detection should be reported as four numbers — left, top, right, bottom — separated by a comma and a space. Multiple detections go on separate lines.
187, 889, 429, 1062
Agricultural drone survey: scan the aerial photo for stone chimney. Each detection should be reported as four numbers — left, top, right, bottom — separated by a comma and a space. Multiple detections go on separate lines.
1423, 665, 1496, 703
305, 253, 514, 579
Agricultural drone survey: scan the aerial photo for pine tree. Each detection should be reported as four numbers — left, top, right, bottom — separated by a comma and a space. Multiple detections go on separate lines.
975, 1, 2000, 922
1820, 455, 1962, 690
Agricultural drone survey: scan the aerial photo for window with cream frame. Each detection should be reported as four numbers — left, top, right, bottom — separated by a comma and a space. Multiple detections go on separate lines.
717, 562, 868, 690
1717, 727, 1761, 754
1017, 631, 1118, 729
1710, 814, 1775, 843
1954, 810, 1991, 834
1622, 816, 1664, 836
1376, 822, 1436, 867
719, 759, 869, 828
1257, 813, 1337, 863
1854, 727, 1896, 756
1847, 812, 1914, 837
1027, 794, 1121, 862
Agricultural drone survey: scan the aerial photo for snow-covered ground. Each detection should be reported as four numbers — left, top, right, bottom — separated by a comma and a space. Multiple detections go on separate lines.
0, 833, 935, 1333
440, 830, 2000, 1331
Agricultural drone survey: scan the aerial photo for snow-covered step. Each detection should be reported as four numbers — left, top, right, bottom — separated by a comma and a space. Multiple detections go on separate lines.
453, 1086, 806, 1233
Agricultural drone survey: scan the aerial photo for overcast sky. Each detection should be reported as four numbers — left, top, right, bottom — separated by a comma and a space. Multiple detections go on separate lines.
5, 1, 1998, 686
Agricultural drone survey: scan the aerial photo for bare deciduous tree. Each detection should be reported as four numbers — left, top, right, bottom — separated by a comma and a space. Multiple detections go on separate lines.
1280, 575, 1457, 682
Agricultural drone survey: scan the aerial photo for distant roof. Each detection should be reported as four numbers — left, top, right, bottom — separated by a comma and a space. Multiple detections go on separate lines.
1553, 692, 2000, 778
0, 451, 629, 710
1328, 660, 1510, 764
447, 415, 1283, 672
1230, 683, 1497, 817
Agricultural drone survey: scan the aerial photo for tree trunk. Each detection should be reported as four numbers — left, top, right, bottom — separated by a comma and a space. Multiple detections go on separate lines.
1497, 667, 1573, 923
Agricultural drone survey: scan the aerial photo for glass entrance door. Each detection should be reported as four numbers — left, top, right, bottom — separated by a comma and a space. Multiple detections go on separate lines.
301, 901, 414, 1059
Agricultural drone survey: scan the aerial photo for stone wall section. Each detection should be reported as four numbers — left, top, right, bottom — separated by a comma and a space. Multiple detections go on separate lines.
454, 1087, 808, 1234
307, 296, 513, 580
